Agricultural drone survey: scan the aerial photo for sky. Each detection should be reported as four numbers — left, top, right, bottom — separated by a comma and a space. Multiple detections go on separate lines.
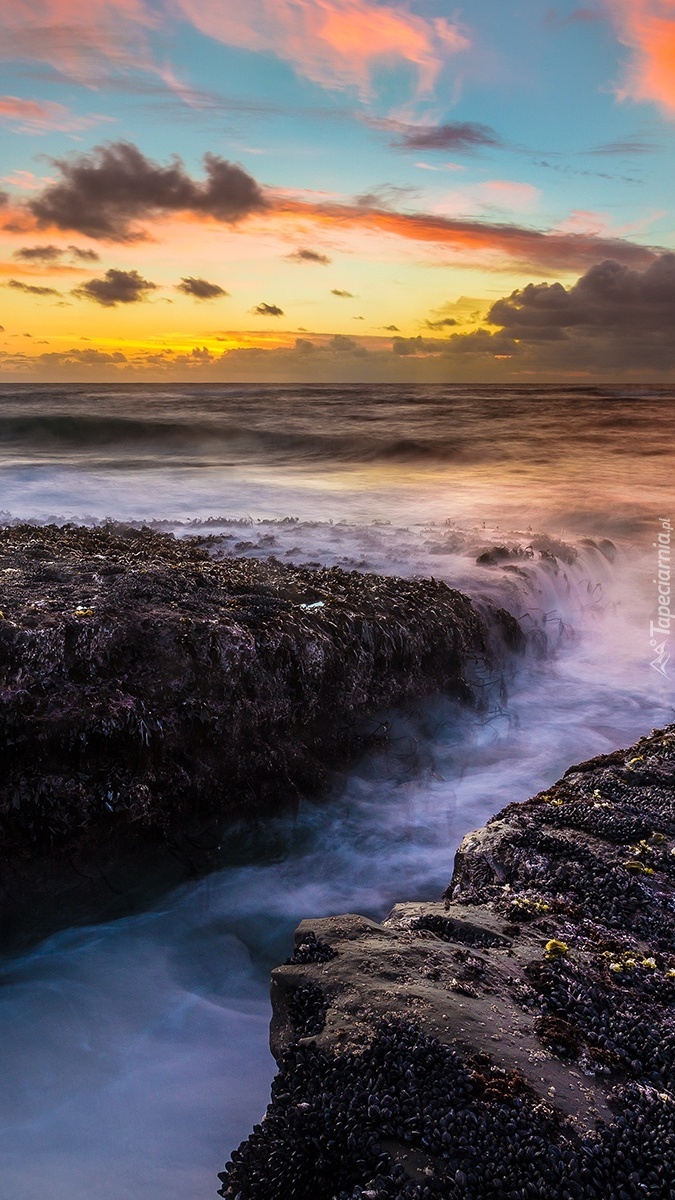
0, 0, 674, 383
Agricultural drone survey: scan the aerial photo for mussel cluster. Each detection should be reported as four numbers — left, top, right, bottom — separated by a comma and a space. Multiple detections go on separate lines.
219, 1019, 675, 1199
288, 982, 329, 1038
286, 932, 339, 965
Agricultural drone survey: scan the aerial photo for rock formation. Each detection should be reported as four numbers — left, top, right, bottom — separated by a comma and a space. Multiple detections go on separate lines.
220, 725, 675, 1200
0, 522, 522, 948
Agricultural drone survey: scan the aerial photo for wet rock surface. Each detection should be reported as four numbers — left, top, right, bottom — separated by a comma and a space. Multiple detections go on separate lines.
220, 725, 675, 1199
0, 522, 521, 949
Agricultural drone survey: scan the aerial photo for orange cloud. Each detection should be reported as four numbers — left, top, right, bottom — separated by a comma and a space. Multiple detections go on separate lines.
174, 0, 468, 98
1, 0, 467, 98
607, 0, 675, 114
0, 95, 109, 133
273, 196, 660, 272
0, 0, 159, 82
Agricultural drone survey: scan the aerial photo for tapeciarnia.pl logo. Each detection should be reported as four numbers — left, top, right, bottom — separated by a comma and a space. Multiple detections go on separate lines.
650, 517, 672, 677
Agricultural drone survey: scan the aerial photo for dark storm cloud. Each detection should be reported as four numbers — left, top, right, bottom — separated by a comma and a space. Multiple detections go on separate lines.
176, 277, 229, 300
487, 254, 675, 337
331, 289, 354, 298
13, 243, 101, 264
253, 302, 283, 316
69, 245, 100, 262
73, 268, 157, 306
287, 248, 331, 264
7, 278, 61, 296
13, 244, 63, 263
27, 141, 267, 241
394, 121, 503, 152
424, 317, 458, 330
425, 252, 675, 372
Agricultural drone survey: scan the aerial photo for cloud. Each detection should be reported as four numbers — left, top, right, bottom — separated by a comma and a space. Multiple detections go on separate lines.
6, 278, 61, 296
6, 255, 675, 382
0, 0, 468, 104
28, 141, 267, 240
69, 245, 100, 262
331, 288, 355, 297
589, 136, 658, 154
383, 324, 400, 331
393, 335, 448, 354
543, 7, 600, 29
393, 120, 503, 152
277, 195, 661, 273
174, 0, 468, 100
253, 302, 283, 316
606, 0, 675, 116
328, 334, 367, 354
287, 248, 331, 264
429, 251, 675, 371
424, 317, 458, 330
176, 276, 229, 300
0, 0, 161, 86
12, 244, 101, 269
13, 244, 63, 263
487, 252, 675, 336
73, 267, 157, 306
0, 95, 109, 134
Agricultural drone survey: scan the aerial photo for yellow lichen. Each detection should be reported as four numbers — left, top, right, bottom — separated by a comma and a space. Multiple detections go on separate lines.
544, 939, 569, 959
511, 897, 551, 915
603, 949, 661, 974
623, 860, 654, 875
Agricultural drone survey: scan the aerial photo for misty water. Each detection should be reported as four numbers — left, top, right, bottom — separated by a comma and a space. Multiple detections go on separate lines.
0, 384, 672, 1198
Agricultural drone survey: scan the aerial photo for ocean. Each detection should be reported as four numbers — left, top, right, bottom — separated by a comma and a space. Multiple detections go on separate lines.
0, 383, 673, 1198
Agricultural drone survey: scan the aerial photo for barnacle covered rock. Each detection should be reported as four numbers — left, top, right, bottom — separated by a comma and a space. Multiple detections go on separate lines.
221, 724, 675, 1199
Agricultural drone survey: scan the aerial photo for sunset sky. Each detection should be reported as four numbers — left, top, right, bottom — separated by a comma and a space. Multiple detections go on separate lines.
1, 0, 674, 382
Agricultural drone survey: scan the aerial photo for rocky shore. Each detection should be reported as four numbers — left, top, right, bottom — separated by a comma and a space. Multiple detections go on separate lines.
220, 724, 675, 1200
0, 523, 522, 949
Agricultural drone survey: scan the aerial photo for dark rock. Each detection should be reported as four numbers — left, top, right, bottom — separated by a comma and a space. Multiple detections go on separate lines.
0, 522, 523, 949
221, 724, 675, 1199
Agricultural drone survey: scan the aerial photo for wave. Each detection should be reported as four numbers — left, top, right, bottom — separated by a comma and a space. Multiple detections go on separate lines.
0, 412, 472, 466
